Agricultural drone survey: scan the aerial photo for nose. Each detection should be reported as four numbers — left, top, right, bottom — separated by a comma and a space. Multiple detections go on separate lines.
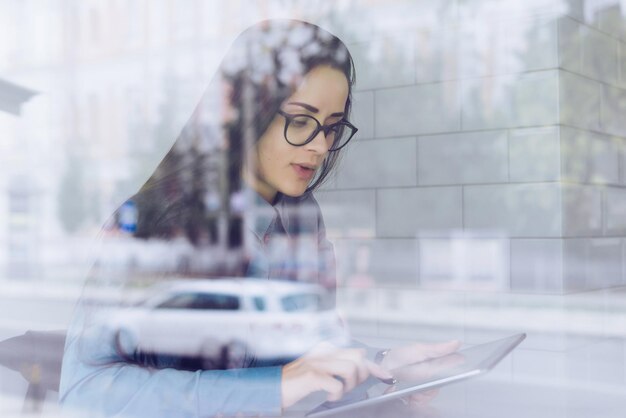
305, 128, 330, 155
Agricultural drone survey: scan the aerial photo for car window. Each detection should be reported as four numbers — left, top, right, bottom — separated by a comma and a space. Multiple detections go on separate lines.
280, 293, 322, 312
155, 293, 197, 309
154, 292, 240, 310
252, 296, 266, 311
191, 293, 240, 310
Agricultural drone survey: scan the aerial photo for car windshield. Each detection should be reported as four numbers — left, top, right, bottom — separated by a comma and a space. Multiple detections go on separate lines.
137, 285, 174, 307
280, 293, 325, 312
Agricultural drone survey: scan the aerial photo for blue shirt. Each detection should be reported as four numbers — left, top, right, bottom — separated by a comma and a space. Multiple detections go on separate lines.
245, 192, 336, 291
59, 192, 336, 417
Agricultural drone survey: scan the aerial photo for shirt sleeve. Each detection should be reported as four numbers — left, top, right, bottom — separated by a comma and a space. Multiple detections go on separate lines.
59, 313, 283, 418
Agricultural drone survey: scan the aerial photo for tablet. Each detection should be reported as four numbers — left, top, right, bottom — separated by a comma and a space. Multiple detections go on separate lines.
306, 333, 526, 417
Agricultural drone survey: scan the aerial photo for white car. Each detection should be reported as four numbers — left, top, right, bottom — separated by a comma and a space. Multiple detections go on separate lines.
107, 278, 350, 368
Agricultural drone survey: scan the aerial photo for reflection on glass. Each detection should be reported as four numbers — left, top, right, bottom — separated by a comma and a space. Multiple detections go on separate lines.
104, 279, 348, 370
2, 1, 626, 418
57, 18, 362, 418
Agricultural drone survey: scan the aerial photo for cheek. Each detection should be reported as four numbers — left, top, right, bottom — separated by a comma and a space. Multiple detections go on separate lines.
257, 137, 273, 165
257, 112, 299, 158
256, 131, 286, 175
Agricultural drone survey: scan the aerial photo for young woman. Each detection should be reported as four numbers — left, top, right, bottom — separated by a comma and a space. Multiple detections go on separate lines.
59, 19, 459, 417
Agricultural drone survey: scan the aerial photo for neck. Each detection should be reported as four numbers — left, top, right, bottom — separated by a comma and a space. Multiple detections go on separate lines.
241, 168, 276, 204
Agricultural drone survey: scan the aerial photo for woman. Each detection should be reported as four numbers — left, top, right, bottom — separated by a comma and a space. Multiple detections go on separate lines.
60, 19, 459, 417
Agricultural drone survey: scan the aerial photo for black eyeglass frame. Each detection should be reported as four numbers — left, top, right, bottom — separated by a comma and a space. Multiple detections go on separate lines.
277, 110, 358, 152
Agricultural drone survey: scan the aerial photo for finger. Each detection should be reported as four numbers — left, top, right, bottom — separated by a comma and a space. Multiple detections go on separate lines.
409, 341, 460, 361
410, 388, 439, 404
414, 352, 465, 379
312, 359, 361, 393
422, 340, 461, 357
407, 398, 441, 417
365, 359, 395, 381
325, 348, 370, 383
430, 352, 465, 369
315, 373, 345, 402
382, 383, 399, 395
390, 340, 462, 368
393, 352, 465, 381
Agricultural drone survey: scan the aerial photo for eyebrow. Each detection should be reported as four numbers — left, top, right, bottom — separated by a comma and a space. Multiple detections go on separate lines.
287, 101, 344, 118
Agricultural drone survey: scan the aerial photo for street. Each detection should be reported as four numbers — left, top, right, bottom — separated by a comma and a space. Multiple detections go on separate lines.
1, 281, 625, 417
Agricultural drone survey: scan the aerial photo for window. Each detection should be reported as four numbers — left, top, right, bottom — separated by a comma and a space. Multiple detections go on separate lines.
280, 293, 322, 312
191, 293, 240, 310
155, 292, 240, 310
252, 296, 266, 311
155, 293, 197, 309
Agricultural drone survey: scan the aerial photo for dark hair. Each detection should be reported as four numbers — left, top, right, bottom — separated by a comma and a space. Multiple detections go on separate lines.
126, 20, 355, 248
225, 20, 356, 193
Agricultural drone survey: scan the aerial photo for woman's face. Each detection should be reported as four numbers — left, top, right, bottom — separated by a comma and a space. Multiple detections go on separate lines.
246, 65, 349, 202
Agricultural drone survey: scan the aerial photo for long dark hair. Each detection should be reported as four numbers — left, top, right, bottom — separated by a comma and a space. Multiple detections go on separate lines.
127, 19, 356, 248
71, 20, 355, 370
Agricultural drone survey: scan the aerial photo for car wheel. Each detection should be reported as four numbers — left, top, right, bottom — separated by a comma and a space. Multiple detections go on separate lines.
224, 340, 251, 369
115, 328, 137, 359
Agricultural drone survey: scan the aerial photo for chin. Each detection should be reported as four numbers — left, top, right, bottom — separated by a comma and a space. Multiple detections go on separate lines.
279, 184, 308, 198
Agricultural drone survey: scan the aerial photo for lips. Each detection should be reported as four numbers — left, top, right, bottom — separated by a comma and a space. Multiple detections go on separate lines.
292, 163, 317, 181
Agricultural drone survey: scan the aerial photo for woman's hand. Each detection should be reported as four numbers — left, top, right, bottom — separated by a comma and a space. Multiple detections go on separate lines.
381, 340, 462, 409
281, 342, 394, 409
380, 340, 461, 371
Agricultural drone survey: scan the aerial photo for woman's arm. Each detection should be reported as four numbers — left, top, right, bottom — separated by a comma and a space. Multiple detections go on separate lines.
60, 314, 282, 418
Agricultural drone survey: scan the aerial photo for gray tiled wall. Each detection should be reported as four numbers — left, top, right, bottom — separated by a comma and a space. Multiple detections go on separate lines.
560, 126, 620, 185
561, 184, 604, 236
318, 2, 626, 295
417, 131, 508, 185
462, 71, 560, 130
605, 187, 626, 234
374, 82, 461, 136
559, 71, 602, 131
510, 239, 564, 293
336, 137, 418, 188
376, 187, 463, 237
464, 183, 562, 237
323, 1, 626, 400
509, 127, 561, 182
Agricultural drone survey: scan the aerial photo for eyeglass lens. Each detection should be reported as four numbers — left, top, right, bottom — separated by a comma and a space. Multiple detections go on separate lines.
286, 115, 353, 150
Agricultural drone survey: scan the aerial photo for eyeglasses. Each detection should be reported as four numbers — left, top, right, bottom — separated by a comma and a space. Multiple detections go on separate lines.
277, 110, 358, 152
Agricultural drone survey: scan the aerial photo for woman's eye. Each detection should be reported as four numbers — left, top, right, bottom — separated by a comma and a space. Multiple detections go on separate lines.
291, 117, 313, 128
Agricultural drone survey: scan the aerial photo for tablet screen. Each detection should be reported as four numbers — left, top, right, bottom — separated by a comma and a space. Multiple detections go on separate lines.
307, 333, 525, 417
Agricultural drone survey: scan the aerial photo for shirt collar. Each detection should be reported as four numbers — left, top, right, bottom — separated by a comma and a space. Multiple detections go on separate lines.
249, 192, 273, 240
251, 191, 308, 239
